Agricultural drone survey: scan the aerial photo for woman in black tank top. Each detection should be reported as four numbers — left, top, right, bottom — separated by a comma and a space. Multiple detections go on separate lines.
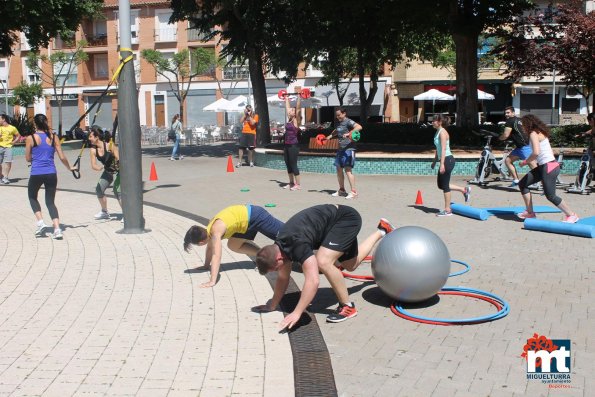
88, 126, 121, 220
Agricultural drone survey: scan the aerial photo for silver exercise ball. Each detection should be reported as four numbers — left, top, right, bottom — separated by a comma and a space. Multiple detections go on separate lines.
371, 226, 450, 302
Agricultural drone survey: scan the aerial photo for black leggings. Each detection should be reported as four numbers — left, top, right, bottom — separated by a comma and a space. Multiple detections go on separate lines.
437, 155, 455, 192
28, 173, 59, 219
519, 161, 562, 206
283, 144, 300, 176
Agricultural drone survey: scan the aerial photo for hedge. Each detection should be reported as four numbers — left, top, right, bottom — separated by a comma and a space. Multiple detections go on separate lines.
301, 122, 591, 148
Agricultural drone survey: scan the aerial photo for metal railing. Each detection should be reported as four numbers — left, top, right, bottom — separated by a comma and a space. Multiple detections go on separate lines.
187, 28, 212, 42
155, 28, 177, 43
84, 34, 108, 47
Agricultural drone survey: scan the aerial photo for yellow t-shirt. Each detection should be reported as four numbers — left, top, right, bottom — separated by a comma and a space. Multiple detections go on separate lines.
242, 114, 259, 134
206, 205, 250, 239
0, 125, 19, 148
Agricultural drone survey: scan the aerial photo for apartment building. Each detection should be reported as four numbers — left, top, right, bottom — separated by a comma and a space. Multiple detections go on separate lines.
391, 0, 594, 125
0, 0, 391, 130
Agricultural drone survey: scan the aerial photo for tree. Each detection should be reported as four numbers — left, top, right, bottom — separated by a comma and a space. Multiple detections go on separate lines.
26, 40, 88, 135
0, 0, 102, 56
494, 0, 595, 112
438, 0, 534, 129
313, 49, 358, 107
10, 81, 43, 108
141, 47, 217, 124
171, 0, 308, 145
292, 0, 451, 122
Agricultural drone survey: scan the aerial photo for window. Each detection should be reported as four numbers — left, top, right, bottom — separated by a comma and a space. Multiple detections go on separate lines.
0, 60, 7, 85
115, 9, 140, 44
155, 10, 177, 42
189, 47, 216, 77
94, 54, 109, 79
157, 51, 176, 82
54, 60, 78, 86
20, 33, 31, 51
23, 59, 41, 83
223, 51, 248, 80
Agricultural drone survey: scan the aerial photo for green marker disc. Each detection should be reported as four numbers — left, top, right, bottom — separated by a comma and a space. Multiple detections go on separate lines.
264, 203, 277, 208
240, 188, 250, 192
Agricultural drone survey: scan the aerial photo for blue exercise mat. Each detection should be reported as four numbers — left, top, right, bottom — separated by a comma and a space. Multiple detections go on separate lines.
451, 203, 561, 221
524, 216, 595, 238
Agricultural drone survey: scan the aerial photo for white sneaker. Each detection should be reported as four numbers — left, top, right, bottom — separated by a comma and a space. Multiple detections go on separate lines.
35, 222, 48, 237
94, 211, 110, 220
52, 229, 63, 240
179, 155, 184, 160
1, 177, 9, 184
345, 190, 358, 199
250, 162, 255, 167
331, 189, 347, 197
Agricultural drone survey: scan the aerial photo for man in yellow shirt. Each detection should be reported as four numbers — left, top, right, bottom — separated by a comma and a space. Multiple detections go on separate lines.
0, 114, 20, 184
183, 204, 283, 287
237, 105, 259, 168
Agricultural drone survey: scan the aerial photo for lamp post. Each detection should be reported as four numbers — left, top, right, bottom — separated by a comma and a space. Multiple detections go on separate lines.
118, 0, 145, 233
551, 67, 557, 124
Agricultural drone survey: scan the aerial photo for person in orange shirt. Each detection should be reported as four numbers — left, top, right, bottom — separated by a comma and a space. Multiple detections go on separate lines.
237, 105, 259, 167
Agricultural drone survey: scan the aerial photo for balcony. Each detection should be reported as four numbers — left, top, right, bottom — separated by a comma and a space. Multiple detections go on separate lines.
54, 34, 76, 50
187, 28, 212, 42
155, 27, 177, 43
84, 34, 108, 47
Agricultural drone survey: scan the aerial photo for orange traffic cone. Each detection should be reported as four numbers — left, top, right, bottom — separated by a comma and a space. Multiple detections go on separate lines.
415, 190, 423, 205
149, 162, 158, 181
227, 155, 235, 173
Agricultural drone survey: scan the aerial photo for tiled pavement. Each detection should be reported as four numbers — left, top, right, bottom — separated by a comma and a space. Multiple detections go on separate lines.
1, 141, 593, 396
0, 186, 292, 396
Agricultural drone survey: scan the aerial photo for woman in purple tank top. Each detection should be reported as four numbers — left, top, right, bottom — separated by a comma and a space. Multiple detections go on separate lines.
282, 89, 302, 190
25, 114, 75, 240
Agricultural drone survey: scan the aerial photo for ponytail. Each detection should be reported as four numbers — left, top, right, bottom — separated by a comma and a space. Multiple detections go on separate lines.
33, 114, 52, 141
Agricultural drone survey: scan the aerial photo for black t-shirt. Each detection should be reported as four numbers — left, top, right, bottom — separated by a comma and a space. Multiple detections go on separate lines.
275, 204, 340, 264
504, 116, 528, 148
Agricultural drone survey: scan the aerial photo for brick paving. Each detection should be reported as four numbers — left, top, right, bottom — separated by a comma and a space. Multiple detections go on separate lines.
1, 141, 593, 396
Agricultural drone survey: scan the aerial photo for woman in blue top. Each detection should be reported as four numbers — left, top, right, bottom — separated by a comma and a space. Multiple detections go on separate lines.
431, 114, 471, 217
282, 90, 302, 190
25, 114, 75, 239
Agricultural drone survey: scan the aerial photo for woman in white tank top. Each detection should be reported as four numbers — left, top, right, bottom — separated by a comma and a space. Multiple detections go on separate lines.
516, 114, 579, 223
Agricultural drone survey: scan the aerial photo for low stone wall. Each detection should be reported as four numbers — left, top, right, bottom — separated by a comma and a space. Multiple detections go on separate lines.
255, 148, 582, 176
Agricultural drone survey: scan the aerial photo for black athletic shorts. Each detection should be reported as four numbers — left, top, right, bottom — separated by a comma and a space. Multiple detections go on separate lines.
320, 205, 361, 262
238, 133, 256, 149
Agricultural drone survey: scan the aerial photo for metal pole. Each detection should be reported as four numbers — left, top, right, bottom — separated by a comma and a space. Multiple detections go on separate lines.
247, 70, 251, 106
118, 0, 145, 233
3, 56, 10, 114
551, 67, 556, 124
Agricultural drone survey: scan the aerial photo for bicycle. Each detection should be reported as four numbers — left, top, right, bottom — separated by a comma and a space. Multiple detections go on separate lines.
567, 139, 593, 195
469, 129, 512, 186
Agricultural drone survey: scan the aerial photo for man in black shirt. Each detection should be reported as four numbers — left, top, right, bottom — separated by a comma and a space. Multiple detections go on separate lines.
254, 204, 394, 329
500, 106, 536, 187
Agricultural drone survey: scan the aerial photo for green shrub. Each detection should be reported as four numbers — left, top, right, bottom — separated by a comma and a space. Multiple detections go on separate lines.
300, 122, 590, 149
11, 112, 35, 136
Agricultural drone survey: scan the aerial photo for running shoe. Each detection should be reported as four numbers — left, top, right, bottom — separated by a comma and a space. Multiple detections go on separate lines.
326, 303, 358, 323
436, 210, 453, 217
290, 184, 301, 191
1, 177, 9, 184
236, 162, 242, 168
377, 218, 395, 235
508, 180, 519, 188
179, 155, 184, 160
516, 210, 536, 220
331, 189, 347, 197
464, 186, 471, 203
562, 214, 579, 224
35, 222, 48, 237
52, 229, 63, 240
169, 157, 176, 161
94, 211, 110, 220
250, 162, 255, 167
282, 183, 292, 189
345, 190, 358, 200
